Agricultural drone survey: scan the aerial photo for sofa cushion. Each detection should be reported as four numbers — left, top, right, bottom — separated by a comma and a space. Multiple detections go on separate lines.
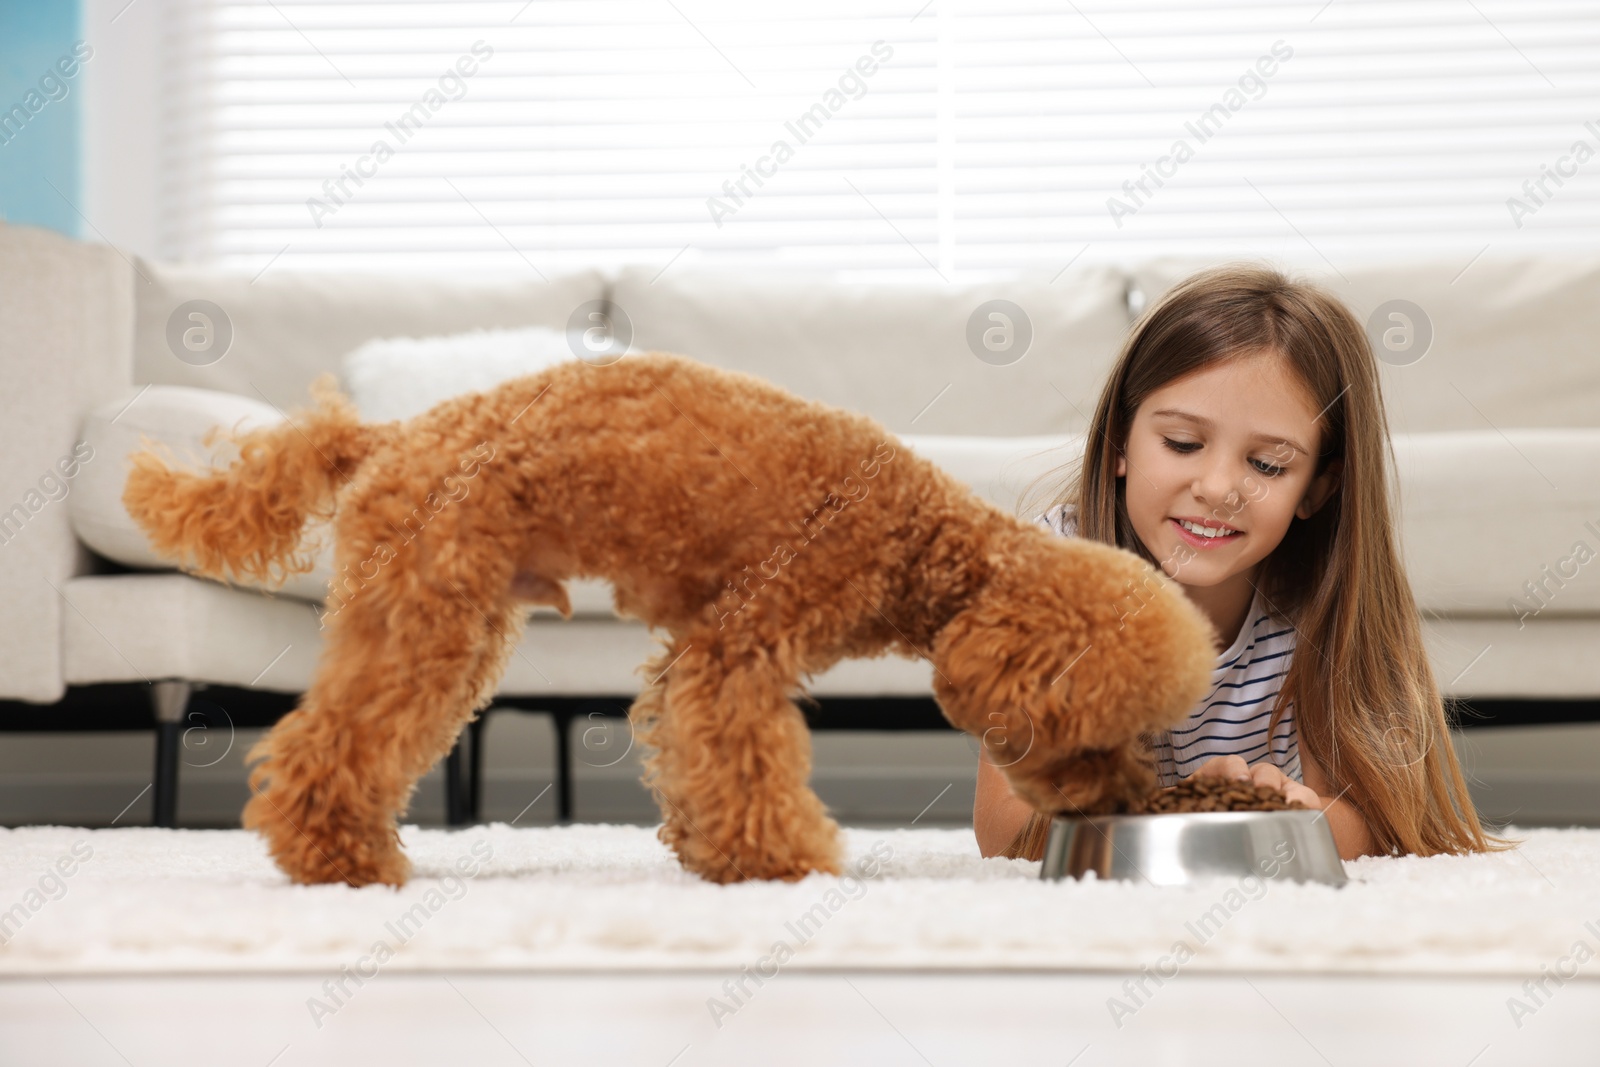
610, 265, 1132, 437
131, 262, 609, 414
58, 573, 663, 693
1394, 429, 1600, 619
60, 572, 945, 696
70, 384, 335, 603
1130, 255, 1600, 434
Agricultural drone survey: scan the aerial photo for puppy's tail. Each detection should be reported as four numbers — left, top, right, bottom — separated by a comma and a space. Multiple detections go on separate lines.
123, 373, 381, 588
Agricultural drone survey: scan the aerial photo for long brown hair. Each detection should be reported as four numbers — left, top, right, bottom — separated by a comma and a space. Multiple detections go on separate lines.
1011, 262, 1513, 859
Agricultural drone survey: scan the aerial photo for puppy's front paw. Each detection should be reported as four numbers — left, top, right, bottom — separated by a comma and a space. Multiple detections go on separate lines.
244, 784, 410, 887
1005, 742, 1158, 817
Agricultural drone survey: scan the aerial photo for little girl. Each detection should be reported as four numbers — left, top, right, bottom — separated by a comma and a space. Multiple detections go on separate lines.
974, 263, 1512, 862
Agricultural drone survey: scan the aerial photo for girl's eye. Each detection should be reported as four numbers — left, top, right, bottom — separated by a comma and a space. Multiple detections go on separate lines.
1161, 437, 1286, 477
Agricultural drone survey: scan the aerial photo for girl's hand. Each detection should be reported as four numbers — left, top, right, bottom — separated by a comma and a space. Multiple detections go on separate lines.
1190, 754, 1379, 861
1189, 754, 1322, 810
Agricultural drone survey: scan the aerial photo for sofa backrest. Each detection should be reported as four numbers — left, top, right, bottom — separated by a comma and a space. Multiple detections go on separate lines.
608, 265, 1134, 437
131, 261, 608, 412
127, 252, 1600, 435
1132, 255, 1600, 433
134, 260, 1139, 437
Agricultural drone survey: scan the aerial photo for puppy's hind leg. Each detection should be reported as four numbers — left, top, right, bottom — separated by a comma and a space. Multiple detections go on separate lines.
631, 633, 842, 884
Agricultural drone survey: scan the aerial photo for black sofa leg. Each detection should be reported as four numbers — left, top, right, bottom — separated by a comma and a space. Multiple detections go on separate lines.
468, 715, 486, 823
554, 710, 573, 824
150, 680, 192, 828
445, 728, 471, 827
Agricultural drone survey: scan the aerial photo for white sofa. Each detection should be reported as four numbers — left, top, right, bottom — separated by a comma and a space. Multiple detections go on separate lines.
3, 223, 1599, 825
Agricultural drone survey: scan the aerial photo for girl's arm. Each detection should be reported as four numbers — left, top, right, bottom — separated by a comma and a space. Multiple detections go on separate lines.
1296, 747, 1379, 861
973, 750, 1037, 857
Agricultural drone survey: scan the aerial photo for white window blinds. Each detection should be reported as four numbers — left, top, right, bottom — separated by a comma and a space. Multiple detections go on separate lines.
161, 0, 1600, 279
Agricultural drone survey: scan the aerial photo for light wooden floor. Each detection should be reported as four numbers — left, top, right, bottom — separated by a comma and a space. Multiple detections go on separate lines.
3, 970, 1594, 1065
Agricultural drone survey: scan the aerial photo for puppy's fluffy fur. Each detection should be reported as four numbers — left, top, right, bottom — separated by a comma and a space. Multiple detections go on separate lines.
123, 353, 1214, 886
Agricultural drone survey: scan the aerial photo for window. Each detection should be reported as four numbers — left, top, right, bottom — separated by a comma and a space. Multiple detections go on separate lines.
160, 0, 1600, 278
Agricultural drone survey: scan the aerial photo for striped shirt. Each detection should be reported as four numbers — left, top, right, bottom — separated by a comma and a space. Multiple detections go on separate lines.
1036, 503, 1302, 787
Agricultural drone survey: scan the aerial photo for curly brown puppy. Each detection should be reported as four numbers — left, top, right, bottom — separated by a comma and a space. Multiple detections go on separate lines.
122, 352, 1214, 887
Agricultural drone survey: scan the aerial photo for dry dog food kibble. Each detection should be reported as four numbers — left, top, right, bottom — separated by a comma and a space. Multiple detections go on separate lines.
1132, 774, 1310, 814
1002, 774, 1311, 861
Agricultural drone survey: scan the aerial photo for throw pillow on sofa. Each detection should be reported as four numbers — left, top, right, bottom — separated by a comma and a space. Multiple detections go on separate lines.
70, 385, 336, 603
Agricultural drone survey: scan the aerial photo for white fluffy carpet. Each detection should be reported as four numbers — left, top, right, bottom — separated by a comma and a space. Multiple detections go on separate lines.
1, 823, 1594, 977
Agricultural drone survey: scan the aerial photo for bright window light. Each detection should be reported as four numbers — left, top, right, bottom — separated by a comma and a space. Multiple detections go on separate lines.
160, 0, 1600, 278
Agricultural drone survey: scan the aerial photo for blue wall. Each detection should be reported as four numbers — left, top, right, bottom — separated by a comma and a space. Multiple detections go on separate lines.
0, 0, 84, 236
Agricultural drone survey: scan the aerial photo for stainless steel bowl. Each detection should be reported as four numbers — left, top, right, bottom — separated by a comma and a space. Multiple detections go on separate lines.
1039, 809, 1348, 887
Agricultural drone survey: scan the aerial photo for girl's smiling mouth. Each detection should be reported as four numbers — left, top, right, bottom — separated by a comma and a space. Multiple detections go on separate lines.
1170, 516, 1244, 548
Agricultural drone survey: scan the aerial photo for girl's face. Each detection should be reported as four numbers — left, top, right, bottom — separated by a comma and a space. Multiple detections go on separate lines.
1115, 351, 1343, 592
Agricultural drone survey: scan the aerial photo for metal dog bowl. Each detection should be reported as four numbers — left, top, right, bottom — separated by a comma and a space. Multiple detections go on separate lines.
1040, 809, 1348, 887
